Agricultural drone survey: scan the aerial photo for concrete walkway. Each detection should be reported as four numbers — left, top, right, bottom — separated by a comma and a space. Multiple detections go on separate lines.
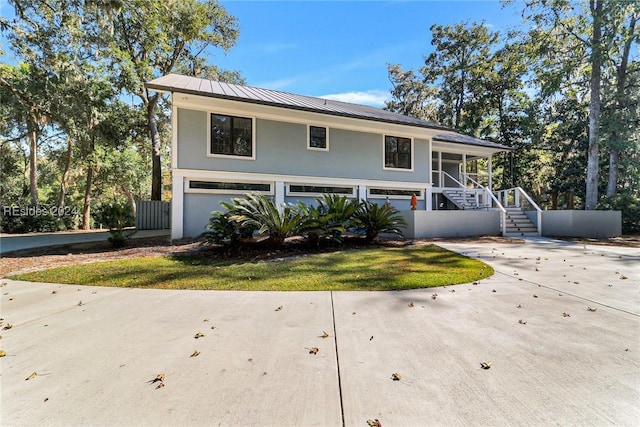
1, 239, 638, 426
0, 229, 170, 254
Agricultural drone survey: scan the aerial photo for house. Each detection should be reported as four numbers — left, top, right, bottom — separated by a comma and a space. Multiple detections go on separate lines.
145, 74, 621, 240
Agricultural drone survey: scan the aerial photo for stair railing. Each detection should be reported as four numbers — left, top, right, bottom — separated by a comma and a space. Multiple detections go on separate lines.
444, 171, 507, 235
494, 187, 542, 236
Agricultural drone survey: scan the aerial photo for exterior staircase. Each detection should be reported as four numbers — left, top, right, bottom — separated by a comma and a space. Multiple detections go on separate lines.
442, 189, 481, 210
504, 207, 538, 236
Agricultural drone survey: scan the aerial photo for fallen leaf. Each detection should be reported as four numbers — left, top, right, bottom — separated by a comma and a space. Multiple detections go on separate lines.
194, 332, 205, 339
320, 331, 329, 339
431, 293, 438, 300
391, 373, 402, 381
562, 312, 570, 317
156, 382, 165, 389
533, 295, 538, 298
149, 374, 165, 384
472, 281, 479, 285
309, 347, 319, 355
44, 398, 48, 403
369, 336, 374, 341
203, 318, 210, 322
587, 307, 597, 312
77, 301, 83, 306
25, 372, 37, 381
620, 275, 628, 280
519, 319, 527, 324
492, 289, 497, 293
367, 419, 382, 427
51, 291, 57, 294
408, 302, 414, 307
450, 289, 455, 293
480, 362, 492, 370
275, 306, 283, 311
517, 304, 522, 308
3, 324, 12, 330
190, 350, 200, 357
0, 350, 6, 357
352, 312, 356, 315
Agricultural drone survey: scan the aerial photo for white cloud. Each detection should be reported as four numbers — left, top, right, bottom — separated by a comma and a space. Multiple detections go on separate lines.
257, 77, 299, 91
320, 90, 390, 108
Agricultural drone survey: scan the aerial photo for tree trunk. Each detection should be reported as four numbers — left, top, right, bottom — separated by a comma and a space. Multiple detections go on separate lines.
551, 192, 558, 210
122, 183, 137, 220
27, 115, 39, 206
606, 12, 635, 197
81, 163, 93, 230
57, 138, 73, 208
148, 96, 162, 201
585, 0, 603, 210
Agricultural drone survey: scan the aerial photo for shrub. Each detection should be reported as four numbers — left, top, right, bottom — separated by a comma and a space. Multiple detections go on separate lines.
228, 193, 303, 248
96, 202, 136, 248
353, 200, 407, 243
298, 194, 360, 245
201, 208, 255, 251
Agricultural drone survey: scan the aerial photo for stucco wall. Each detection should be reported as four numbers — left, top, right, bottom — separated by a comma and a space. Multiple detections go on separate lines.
400, 210, 501, 239
177, 108, 430, 183
541, 210, 621, 238
183, 193, 233, 238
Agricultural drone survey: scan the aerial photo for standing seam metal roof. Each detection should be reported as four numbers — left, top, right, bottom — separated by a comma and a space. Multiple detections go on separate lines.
145, 74, 511, 151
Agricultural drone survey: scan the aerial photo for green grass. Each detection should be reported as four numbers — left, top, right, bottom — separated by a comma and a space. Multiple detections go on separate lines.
10, 245, 493, 291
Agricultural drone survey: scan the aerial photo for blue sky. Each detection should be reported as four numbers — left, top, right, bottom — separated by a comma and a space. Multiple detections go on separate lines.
0, 0, 527, 107
214, 0, 527, 106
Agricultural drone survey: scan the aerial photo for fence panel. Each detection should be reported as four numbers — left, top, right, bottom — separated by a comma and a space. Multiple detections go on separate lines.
135, 200, 171, 230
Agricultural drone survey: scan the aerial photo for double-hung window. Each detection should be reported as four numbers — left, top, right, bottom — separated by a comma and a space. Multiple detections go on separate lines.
210, 113, 253, 158
308, 125, 328, 150
384, 135, 412, 170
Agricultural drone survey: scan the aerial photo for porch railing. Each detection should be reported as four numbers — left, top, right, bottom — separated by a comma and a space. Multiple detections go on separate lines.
494, 187, 542, 236
444, 171, 507, 235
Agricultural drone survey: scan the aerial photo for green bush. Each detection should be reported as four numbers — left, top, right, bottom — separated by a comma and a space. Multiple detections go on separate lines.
96, 202, 136, 248
599, 193, 640, 235
353, 200, 407, 243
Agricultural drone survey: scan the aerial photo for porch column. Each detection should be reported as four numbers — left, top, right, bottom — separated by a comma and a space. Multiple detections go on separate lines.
426, 187, 432, 211
275, 181, 285, 211
487, 155, 493, 191
171, 173, 184, 240
438, 151, 442, 187
462, 154, 467, 184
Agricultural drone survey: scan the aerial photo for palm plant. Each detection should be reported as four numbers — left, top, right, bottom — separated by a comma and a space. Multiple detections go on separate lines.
229, 193, 303, 247
353, 200, 407, 243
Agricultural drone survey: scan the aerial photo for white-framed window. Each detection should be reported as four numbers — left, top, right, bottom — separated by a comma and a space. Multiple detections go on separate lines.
208, 113, 256, 160
367, 188, 424, 200
308, 125, 329, 151
186, 180, 273, 195
286, 184, 356, 197
383, 135, 413, 171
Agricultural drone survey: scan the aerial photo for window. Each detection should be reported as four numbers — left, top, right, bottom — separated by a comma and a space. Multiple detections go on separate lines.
308, 125, 328, 150
210, 114, 253, 157
384, 135, 412, 170
369, 188, 423, 198
189, 181, 271, 193
287, 184, 355, 197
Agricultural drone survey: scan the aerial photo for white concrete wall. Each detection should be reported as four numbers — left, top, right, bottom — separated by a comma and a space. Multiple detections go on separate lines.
541, 211, 621, 238
400, 210, 501, 239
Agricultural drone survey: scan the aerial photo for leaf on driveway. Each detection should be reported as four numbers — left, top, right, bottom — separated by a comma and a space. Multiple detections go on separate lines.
0, 350, 6, 357
148, 374, 164, 384
275, 306, 283, 311
203, 318, 210, 322
25, 372, 37, 381
587, 307, 597, 312
156, 382, 165, 389
533, 295, 538, 298
391, 373, 402, 381
562, 312, 570, 317
3, 324, 12, 330
320, 331, 329, 339
190, 350, 200, 357
308, 347, 319, 355
620, 275, 628, 280
431, 293, 438, 300
367, 419, 382, 427
480, 362, 492, 370
408, 302, 414, 307
518, 319, 527, 324
194, 332, 205, 339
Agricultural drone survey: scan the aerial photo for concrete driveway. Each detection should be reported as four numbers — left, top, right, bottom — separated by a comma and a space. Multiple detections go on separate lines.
1, 238, 638, 426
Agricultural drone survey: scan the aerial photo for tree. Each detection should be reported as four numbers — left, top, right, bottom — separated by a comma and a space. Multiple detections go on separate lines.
108, 0, 240, 200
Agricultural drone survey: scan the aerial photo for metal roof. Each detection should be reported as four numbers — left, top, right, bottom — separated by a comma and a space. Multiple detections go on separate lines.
146, 74, 511, 151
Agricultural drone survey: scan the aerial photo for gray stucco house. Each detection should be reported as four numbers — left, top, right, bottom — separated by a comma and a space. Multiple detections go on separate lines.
145, 74, 621, 240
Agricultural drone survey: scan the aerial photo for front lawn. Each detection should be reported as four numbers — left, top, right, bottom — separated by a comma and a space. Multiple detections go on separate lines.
10, 244, 493, 291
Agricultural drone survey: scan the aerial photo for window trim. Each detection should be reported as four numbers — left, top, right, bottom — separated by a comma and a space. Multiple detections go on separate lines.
286, 184, 356, 198
382, 135, 414, 172
207, 113, 256, 160
367, 188, 424, 200
185, 179, 273, 195
307, 125, 329, 151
